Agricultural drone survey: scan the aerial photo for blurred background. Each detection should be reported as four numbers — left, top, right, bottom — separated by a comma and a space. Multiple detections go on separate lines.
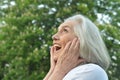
0, 0, 120, 80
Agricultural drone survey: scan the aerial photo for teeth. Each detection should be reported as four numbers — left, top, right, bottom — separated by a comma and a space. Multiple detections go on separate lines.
54, 44, 60, 47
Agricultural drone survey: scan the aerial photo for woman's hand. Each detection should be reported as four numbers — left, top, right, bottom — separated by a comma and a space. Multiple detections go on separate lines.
49, 38, 85, 80
43, 46, 57, 80
49, 46, 56, 72
56, 38, 85, 74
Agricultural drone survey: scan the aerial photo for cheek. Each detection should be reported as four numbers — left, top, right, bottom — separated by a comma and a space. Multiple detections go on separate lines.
66, 34, 76, 41
61, 34, 76, 45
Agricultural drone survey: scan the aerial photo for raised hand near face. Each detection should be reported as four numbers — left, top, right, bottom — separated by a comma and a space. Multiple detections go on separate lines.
49, 46, 57, 72
55, 38, 85, 74
49, 38, 86, 80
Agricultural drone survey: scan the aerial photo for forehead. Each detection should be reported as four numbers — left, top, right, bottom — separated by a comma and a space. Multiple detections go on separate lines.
58, 20, 78, 29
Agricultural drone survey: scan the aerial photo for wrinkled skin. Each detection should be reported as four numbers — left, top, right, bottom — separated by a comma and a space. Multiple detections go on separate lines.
44, 21, 85, 80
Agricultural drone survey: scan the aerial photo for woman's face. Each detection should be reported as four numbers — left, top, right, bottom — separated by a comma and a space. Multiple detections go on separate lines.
52, 20, 78, 61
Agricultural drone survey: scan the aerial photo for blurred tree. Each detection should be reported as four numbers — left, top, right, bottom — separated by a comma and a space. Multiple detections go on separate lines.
0, 0, 120, 80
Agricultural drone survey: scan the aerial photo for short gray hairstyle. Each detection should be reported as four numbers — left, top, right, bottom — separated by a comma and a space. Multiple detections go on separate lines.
65, 14, 111, 70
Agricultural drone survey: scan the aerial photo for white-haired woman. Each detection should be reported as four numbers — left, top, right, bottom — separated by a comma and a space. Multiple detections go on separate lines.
44, 14, 111, 80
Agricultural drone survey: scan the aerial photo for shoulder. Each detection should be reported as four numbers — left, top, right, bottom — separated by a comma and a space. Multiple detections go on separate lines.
63, 63, 108, 80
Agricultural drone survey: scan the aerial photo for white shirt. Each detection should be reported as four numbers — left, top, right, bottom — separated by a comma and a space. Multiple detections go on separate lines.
63, 63, 108, 80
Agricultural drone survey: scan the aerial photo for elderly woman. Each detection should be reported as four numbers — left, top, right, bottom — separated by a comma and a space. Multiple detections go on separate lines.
44, 14, 111, 80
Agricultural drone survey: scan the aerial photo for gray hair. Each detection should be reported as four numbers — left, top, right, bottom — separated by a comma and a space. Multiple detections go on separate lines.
65, 14, 111, 70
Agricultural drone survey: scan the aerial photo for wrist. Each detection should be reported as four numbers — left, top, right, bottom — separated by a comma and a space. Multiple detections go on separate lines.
49, 69, 65, 80
54, 68, 66, 77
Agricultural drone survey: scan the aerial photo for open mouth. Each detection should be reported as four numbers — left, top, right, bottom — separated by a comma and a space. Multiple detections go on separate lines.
54, 44, 61, 51
56, 46, 61, 51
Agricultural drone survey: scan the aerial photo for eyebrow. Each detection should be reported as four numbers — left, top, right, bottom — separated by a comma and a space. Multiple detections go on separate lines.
58, 25, 70, 30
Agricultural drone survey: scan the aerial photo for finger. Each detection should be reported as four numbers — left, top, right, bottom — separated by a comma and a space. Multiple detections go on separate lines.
69, 38, 77, 50
50, 46, 55, 56
74, 38, 80, 50
64, 41, 72, 53
58, 41, 72, 63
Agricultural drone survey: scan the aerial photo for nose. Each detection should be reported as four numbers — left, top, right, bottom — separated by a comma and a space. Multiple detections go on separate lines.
52, 33, 59, 41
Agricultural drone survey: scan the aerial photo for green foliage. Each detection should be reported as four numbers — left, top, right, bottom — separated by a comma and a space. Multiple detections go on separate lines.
98, 24, 120, 80
0, 0, 120, 80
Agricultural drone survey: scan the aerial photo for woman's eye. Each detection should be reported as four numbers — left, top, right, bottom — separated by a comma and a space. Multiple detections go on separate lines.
63, 29, 68, 32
